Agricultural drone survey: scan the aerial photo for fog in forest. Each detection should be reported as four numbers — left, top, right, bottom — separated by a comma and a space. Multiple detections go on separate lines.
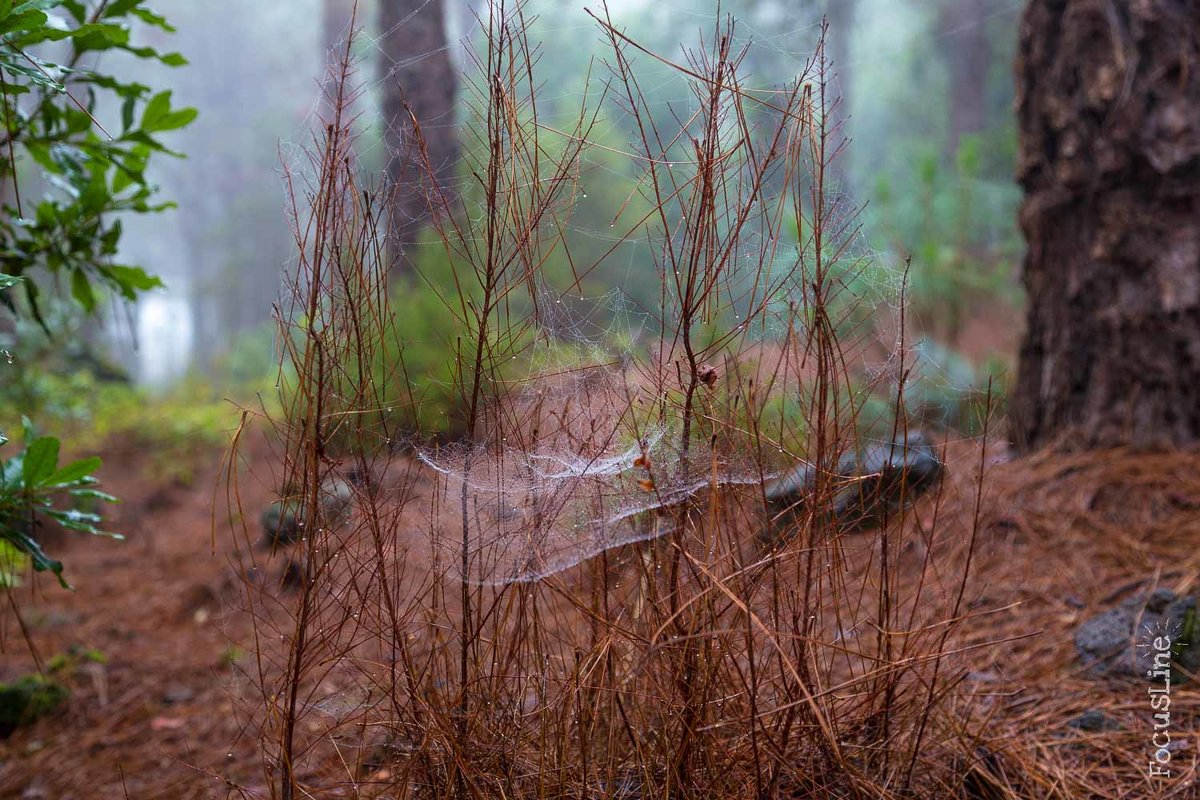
113, 0, 1023, 390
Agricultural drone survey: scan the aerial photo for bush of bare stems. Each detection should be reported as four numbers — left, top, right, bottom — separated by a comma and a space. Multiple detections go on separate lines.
228, 7, 999, 798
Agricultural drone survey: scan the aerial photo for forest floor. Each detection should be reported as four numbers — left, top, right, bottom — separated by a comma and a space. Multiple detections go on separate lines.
1, 399, 1199, 797
0, 434, 277, 799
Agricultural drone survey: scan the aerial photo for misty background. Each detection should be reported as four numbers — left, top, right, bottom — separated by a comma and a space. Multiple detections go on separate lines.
110, 0, 1024, 392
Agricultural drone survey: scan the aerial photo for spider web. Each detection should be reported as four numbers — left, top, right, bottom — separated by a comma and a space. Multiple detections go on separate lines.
418, 420, 768, 585
292, 0, 1008, 585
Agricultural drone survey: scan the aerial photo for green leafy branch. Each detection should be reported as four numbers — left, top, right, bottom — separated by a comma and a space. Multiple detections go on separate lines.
0, 1, 191, 589
0, 416, 120, 588
0, 0, 195, 324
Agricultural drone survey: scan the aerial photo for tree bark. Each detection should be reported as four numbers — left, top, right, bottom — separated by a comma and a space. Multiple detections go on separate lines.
1010, 0, 1200, 452
379, 0, 458, 279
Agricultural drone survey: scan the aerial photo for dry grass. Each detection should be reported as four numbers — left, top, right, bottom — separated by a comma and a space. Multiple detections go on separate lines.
939, 447, 1200, 799
0, 5, 1193, 800
210, 5, 1200, 800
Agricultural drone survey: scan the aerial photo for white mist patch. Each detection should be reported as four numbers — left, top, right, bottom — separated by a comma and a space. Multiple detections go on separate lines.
136, 293, 195, 388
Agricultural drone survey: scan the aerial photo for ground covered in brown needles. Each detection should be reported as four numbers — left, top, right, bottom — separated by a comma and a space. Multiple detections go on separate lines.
0, 433, 1197, 799
943, 445, 1200, 798
0, 435, 276, 800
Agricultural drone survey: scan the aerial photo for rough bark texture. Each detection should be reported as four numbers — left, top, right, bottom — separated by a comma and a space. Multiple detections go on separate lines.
1011, 0, 1200, 452
379, 0, 458, 278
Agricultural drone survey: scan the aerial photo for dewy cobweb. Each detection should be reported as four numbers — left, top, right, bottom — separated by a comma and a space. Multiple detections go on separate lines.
418, 422, 767, 586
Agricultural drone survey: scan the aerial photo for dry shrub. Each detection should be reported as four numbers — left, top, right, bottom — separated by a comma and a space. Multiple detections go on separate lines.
227, 6, 1012, 798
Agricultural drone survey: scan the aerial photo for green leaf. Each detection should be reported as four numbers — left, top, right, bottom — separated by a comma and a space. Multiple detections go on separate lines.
139, 89, 170, 130
24, 279, 47, 333
131, 9, 174, 32
0, 55, 64, 92
139, 90, 195, 133
2, 452, 23, 487
102, 0, 144, 18
0, 524, 66, 588
111, 165, 133, 195
69, 22, 131, 53
0, 9, 48, 36
102, 264, 163, 298
70, 268, 95, 312
20, 416, 36, 445
42, 455, 100, 488
43, 507, 101, 531
60, 0, 86, 23
151, 106, 196, 132
21, 436, 58, 487
12, 1, 62, 13
68, 488, 117, 503
0, 273, 21, 290
120, 92, 136, 132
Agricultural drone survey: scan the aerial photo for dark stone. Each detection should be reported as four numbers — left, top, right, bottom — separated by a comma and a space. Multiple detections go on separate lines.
1068, 709, 1120, 732
260, 499, 300, 547
280, 559, 305, 591
162, 685, 194, 705
259, 476, 355, 549
1074, 589, 1198, 679
762, 431, 944, 545
244, 566, 268, 588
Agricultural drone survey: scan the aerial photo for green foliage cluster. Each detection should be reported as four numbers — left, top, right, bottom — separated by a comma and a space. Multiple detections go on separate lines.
0, 672, 67, 737
382, 273, 464, 435
0, 297, 273, 467
0, 0, 195, 323
0, 417, 119, 587
0, 0, 193, 588
0, 646, 104, 737
336, 239, 531, 441
86, 378, 236, 479
871, 134, 1022, 339
0, 292, 130, 421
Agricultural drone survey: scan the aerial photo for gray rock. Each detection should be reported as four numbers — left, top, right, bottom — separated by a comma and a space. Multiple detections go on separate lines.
260, 499, 300, 547
260, 475, 355, 548
1074, 589, 1198, 679
317, 475, 354, 528
280, 558, 305, 590
1067, 709, 1120, 732
162, 685, 195, 705
762, 431, 944, 545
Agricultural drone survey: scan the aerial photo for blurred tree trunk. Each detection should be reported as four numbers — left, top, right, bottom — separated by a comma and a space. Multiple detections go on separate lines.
323, 0, 358, 64
379, 0, 458, 279
938, 0, 996, 159
1011, 0, 1200, 452
824, 0, 855, 189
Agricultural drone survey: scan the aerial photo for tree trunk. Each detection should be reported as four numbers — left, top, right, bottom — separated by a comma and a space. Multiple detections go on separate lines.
824, 0, 854, 187
1010, 0, 1200, 452
938, 0, 996, 159
322, 0, 358, 65
378, 0, 458, 279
